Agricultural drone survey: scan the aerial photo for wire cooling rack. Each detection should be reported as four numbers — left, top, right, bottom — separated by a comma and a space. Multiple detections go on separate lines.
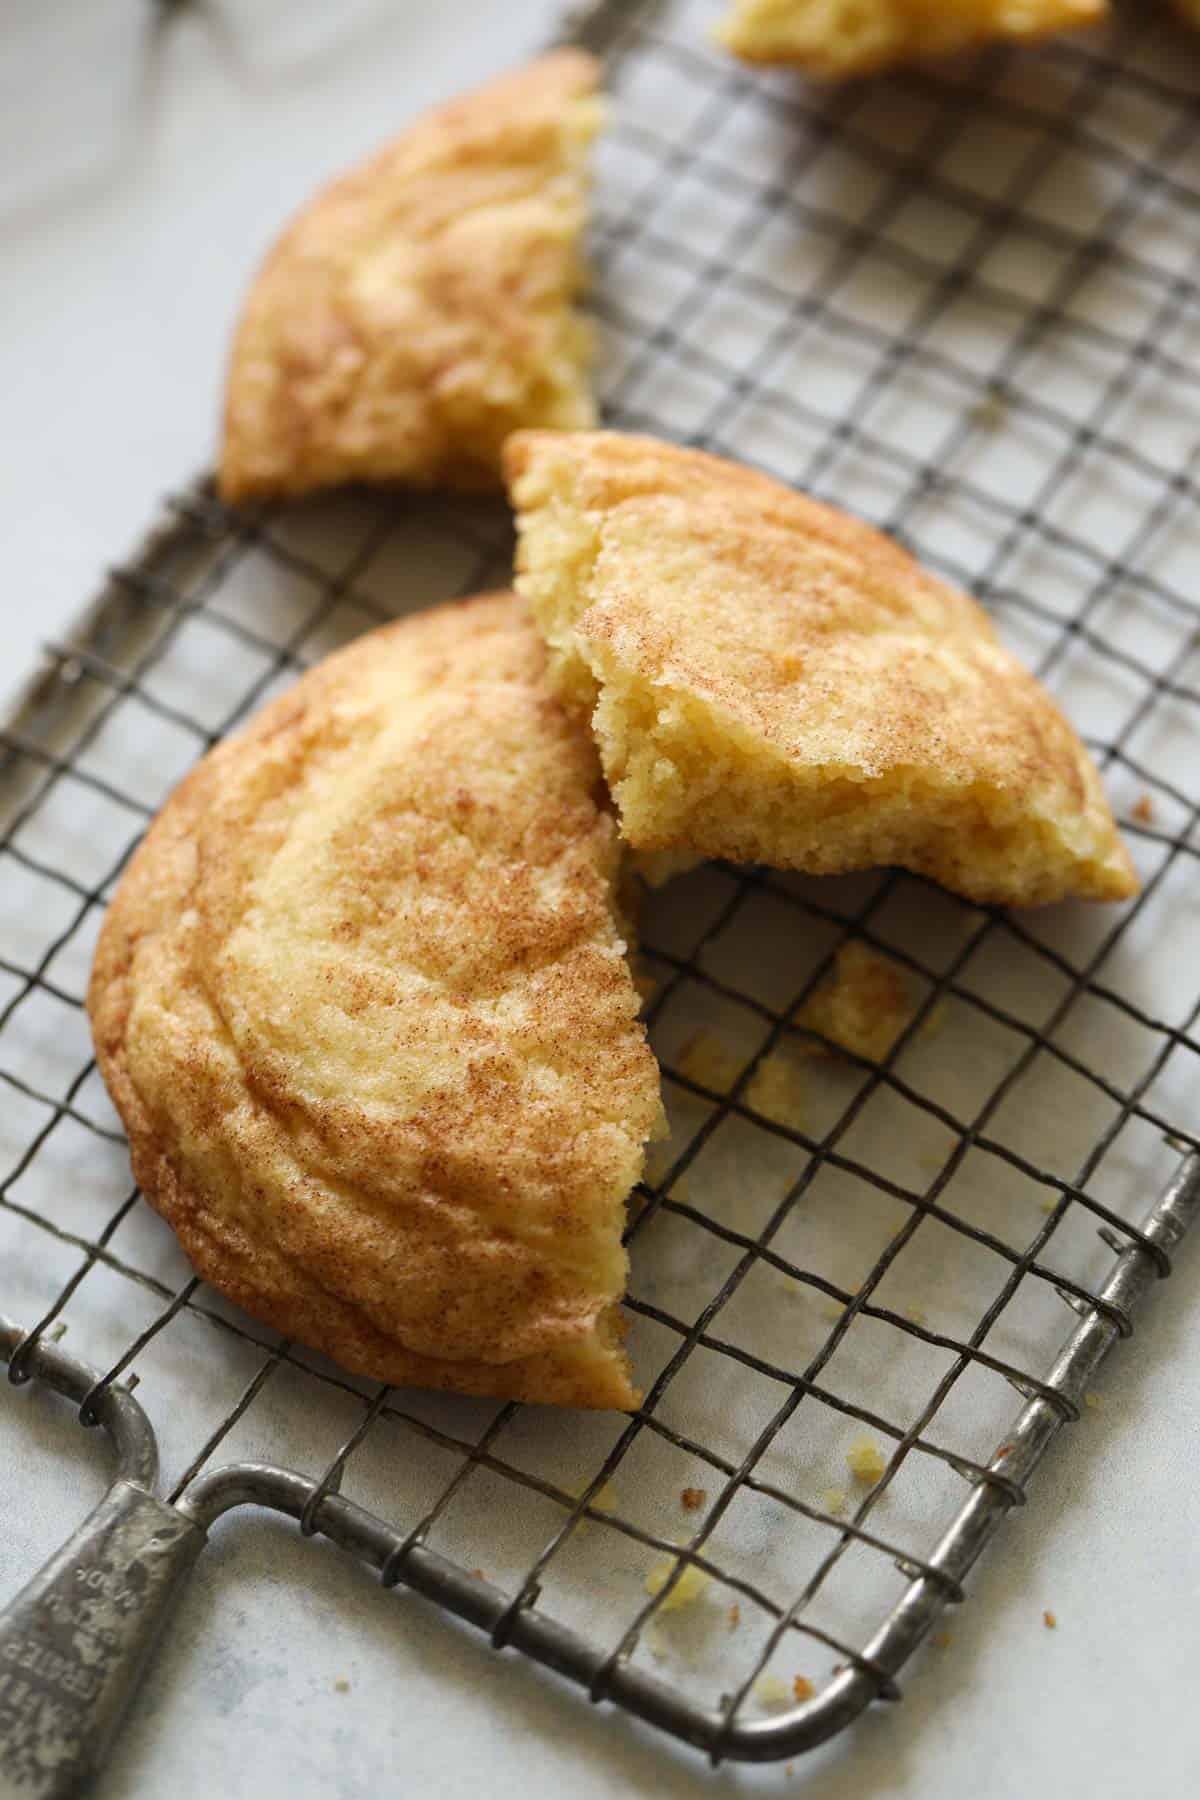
4, 0, 1200, 1780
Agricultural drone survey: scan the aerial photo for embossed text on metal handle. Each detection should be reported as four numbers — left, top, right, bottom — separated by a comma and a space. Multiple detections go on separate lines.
0, 1482, 205, 1800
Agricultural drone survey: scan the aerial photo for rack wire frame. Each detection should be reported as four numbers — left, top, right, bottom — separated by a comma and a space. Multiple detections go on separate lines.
4, 0, 1200, 1768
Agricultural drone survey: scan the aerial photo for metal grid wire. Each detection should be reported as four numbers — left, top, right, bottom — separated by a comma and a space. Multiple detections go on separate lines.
4, 0, 1200, 1767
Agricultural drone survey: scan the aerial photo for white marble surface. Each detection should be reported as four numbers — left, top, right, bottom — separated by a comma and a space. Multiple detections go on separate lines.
3, 4, 1200, 1796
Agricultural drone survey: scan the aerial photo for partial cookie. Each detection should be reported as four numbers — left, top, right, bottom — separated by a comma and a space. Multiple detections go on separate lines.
714, 0, 1106, 77
219, 52, 603, 504
505, 430, 1137, 908
88, 594, 661, 1410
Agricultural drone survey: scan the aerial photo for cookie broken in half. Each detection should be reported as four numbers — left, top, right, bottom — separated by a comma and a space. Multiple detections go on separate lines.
89, 593, 660, 1409
220, 51, 603, 503
505, 429, 1137, 908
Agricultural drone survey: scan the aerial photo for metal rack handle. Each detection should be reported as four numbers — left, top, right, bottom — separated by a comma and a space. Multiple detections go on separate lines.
0, 1319, 208, 1800
0, 1485, 205, 1800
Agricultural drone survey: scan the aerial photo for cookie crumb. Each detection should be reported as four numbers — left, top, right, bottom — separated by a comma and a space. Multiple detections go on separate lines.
1084, 1391, 1103, 1411
472, 1567, 486, 1580
905, 1304, 928, 1327
645, 1557, 711, 1611
846, 1437, 887, 1484
920, 1000, 949, 1041
728, 1603, 741, 1630
1043, 1610, 1057, 1630
676, 1029, 742, 1093
793, 1674, 815, 1701
565, 1478, 616, 1513
564, 1476, 618, 1533
681, 1486, 707, 1512
822, 1487, 848, 1517
746, 1051, 807, 1129
932, 1630, 953, 1650
802, 942, 917, 1063
820, 1298, 846, 1324
334, 1677, 350, 1693
971, 385, 1010, 431
1131, 793, 1155, 825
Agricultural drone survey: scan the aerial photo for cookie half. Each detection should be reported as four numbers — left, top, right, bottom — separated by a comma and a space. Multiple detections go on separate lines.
220, 51, 603, 503
89, 593, 660, 1409
505, 429, 1137, 908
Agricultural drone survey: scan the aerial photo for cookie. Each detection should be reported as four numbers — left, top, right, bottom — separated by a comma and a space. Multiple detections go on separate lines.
88, 593, 661, 1409
220, 51, 602, 503
505, 430, 1137, 907
714, 0, 1105, 77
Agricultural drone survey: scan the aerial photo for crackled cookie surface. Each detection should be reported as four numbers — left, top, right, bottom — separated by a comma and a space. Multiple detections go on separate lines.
220, 52, 603, 503
505, 430, 1137, 908
89, 594, 660, 1409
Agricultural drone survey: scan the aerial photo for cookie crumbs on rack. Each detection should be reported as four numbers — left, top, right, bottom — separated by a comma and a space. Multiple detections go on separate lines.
920, 1000, 949, 1041
676, 1029, 743, 1093
846, 1437, 887, 1484
746, 1050, 808, 1128
681, 1486, 707, 1511
1043, 1610, 1057, 1629
753, 1673, 792, 1711
971, 385, 1010, 432
820, 1298, 847, 1324
566, 1478, 617, 1516
564, 1476, 615, 1533
334, 1678, 351, 1693
1084, 1391, 1104, 1411
728, 1603, 741, 1630
1131, 793, 1156, 824
932, 1631, 953, 1650
793, 1675, 815, 1701
905, 1304, 928, 1327
801, 942, 918, 1063
823, 1486, 848, 1517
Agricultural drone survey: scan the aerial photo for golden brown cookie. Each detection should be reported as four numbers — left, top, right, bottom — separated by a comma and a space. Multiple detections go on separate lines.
88, 594, 661, 1409
505, 430, 1137, 908
714, 0, 1106, 77
219, 52, 603, 504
